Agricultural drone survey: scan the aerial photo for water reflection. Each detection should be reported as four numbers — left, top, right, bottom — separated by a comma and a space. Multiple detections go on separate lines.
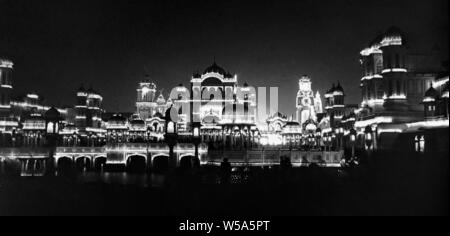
76, 172, 166, 188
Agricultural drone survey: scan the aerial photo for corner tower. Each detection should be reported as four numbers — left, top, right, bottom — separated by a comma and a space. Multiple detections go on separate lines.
0, 58, 13, 117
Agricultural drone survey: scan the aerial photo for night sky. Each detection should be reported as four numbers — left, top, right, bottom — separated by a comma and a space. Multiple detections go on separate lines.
0, 0, 448, 115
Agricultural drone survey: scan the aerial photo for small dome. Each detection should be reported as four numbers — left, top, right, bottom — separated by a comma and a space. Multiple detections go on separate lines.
424, 85, 438, 98
45, 107, 61, 121
203, 62, 227, 75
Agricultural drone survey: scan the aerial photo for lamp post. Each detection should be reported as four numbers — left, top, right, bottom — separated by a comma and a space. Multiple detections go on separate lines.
350, 128, 357, 159
164, 106, 178, 169
364, 126, 373, 152
192, 122, 201, 167
146, 126, 151, 161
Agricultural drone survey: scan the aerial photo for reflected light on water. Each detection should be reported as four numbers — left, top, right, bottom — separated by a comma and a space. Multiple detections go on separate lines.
76, 172, 166, 188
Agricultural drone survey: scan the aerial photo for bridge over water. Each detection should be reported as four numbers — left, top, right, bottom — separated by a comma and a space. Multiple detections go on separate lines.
0, 143, 208, 176
1, 144, 343, 176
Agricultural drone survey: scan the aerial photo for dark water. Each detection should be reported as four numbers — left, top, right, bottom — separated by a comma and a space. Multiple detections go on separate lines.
75, 172, 166, 188
1, 151, 448, 215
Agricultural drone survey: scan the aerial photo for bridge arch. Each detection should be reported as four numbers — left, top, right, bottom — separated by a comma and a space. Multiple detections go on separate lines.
126, 154, 147, 173
179, 154, 200, 170
57, 156, 74, 174
75, 156, 92, 171
151, 154, 169, 173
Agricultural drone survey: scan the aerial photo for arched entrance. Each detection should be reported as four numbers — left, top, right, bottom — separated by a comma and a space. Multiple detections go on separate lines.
179, 155, 200, 170
75, 157, 91, 172
152, 155, 169, 173
127, 155, 147, 173
57, 157, 74, 174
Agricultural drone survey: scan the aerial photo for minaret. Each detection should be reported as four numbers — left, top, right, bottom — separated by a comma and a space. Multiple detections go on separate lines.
136, 80, 157, 120
296, 75, 315, 126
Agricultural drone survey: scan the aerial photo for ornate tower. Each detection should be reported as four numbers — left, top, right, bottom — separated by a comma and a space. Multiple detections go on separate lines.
325, 82, 346, 128
0, 58, 13, 117
136, 80, 157, 120
296, 75, 317, 126
75, 86, 88, 128
314, 91, 323, 114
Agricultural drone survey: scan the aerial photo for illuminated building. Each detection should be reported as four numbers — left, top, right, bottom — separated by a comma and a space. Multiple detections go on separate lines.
71, 85, 105, 143
189, 62, 256, 127
22, 113, 46, 147
75, 86, 104, 129
323, 82, 359, 131
106, 114, 129, 143
186, 62, 258, 148
0, 58, 18, 140
296, 75, 323, 127
359, 27, 443, 123
423, 76, 449, 120
10, 93, 69, 119
0, 58, 13, 117
136, 80, 158, 120
267, 112, 289, 133
324, 83, 346, 126
281, 121, 303, 147
354, 27, 447, 149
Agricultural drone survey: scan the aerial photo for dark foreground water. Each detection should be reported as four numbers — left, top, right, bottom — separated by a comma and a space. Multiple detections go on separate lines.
0, 153, 448, 216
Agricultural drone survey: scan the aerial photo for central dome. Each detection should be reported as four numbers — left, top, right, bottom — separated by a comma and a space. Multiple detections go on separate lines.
203, 62, 227, 75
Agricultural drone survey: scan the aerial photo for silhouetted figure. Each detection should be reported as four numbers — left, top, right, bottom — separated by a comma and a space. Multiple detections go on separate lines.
220, 158, 232, 185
